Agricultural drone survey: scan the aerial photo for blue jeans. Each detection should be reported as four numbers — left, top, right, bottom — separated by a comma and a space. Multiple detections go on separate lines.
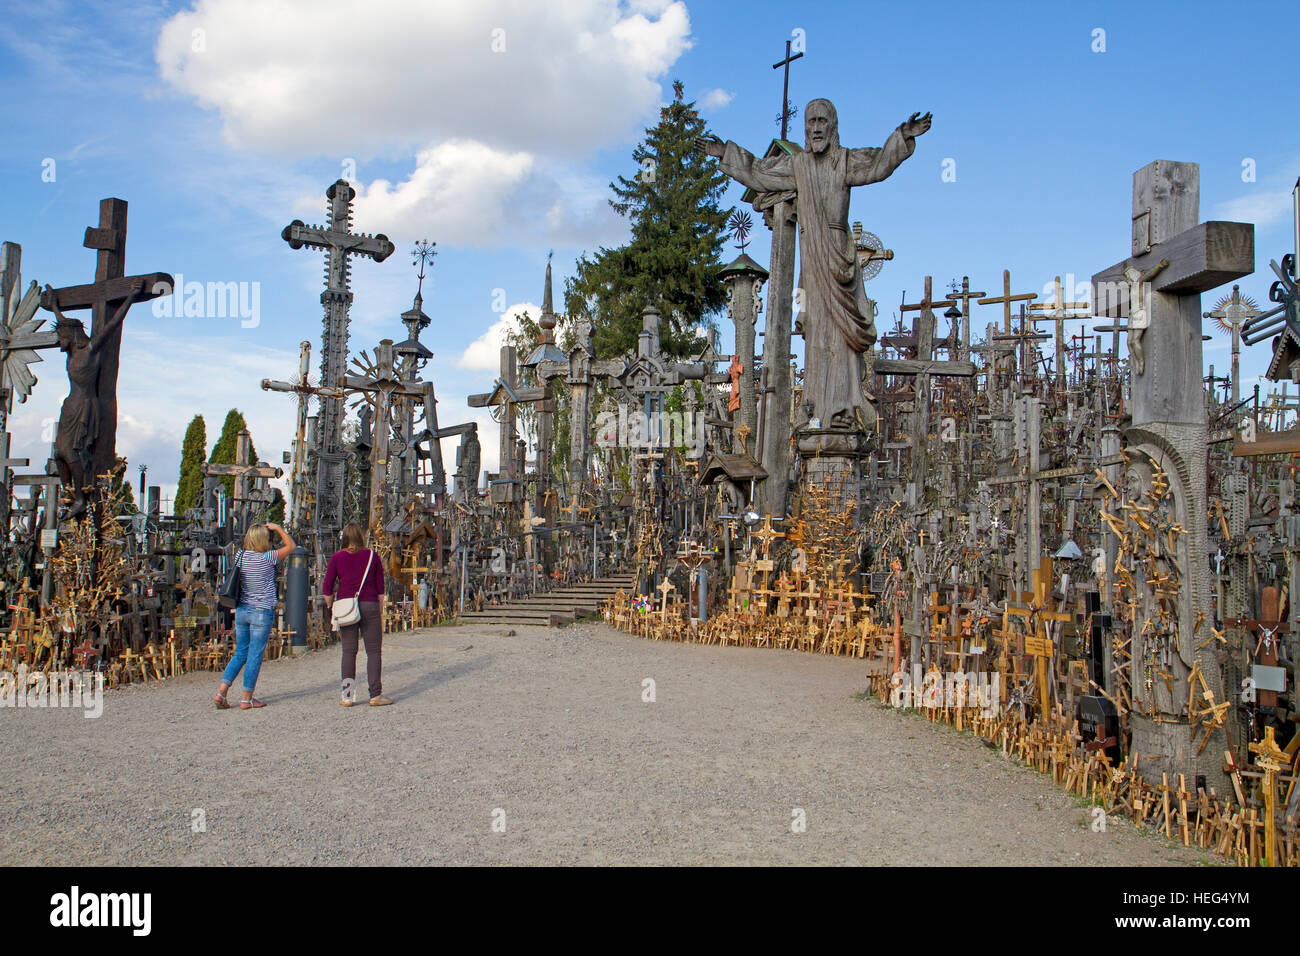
221, 605, 275, 691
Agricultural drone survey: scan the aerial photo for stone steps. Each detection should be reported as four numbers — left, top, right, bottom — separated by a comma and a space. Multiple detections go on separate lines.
457, 575, 635, 627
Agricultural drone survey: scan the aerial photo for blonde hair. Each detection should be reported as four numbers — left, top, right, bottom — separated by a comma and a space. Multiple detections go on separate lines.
341, 522, 367, 551
243, 524, 272, 552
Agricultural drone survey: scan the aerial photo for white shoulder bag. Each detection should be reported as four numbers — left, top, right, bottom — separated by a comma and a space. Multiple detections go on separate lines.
331, 549, 375, 629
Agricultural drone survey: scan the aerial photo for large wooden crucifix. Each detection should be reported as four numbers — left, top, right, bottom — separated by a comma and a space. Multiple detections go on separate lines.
282, 180, 394, 537
1091, 160, 1253, 785
40, 198, 172, 518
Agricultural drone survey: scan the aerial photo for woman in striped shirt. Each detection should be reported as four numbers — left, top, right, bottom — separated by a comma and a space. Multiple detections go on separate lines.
213, 522, 296, 710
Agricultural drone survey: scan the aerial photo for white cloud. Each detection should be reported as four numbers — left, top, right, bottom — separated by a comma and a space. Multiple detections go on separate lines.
158, 0, 687, 248
347, 140, 534, 246
457, 302, 538, 370
1215, 184, 1296, 229
700, 87, 734, 111
156, 0, 691, 158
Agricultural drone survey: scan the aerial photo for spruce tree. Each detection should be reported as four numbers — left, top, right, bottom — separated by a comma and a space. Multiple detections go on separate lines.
208, 409, 256, 499
174, 415, 207, 516
565, 80, 731, 359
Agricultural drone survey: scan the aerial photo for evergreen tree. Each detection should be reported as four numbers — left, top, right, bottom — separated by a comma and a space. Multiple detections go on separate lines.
208, 409, 256, 499
565, 80, 731, 359
263, 486, 286, 525
174, 415, 207, 516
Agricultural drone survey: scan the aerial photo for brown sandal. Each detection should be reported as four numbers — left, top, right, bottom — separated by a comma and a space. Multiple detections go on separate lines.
213, 694, 230, 710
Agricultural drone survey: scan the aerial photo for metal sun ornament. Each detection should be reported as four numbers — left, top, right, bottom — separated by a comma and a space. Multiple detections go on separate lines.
728, 210, 753, 254
1208, 288, 1260, 334
855, 228, 888, 282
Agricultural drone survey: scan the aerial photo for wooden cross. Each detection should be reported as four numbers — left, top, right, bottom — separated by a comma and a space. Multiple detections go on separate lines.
977, 269, 1038, 335
734, 420, 752, 456
1249, 726, 1288, 866
657, 577, 675, 620
261, 340, 344, 528
1091, 161, 1252, 419
1027, 275, 1090, 385
945, 275, 986, 363
882, 277, 977, 491
0, 242, 59, 491
752, 514, 785, 558
202, 428, 282, 530
41, 198, 173, 480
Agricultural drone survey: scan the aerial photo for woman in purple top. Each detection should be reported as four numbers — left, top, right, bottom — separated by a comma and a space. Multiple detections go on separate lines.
322, 522, 389, 707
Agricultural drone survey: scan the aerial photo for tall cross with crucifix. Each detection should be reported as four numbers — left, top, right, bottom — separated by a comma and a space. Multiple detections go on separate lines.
41, 198, 172, 519
282, 179, 394, 538
772, 39, 803, 141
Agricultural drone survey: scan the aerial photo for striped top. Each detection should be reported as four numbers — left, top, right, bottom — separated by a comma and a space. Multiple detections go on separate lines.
236, 548, 279, 609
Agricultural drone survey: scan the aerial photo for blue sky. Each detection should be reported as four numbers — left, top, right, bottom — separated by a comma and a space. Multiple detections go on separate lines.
2, 0, 1296, 507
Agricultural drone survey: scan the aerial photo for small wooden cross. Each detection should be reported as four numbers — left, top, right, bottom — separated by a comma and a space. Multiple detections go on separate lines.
657, 578, 675, 620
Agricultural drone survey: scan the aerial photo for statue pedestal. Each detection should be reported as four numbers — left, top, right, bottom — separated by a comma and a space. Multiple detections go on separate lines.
796, 427, 870, 506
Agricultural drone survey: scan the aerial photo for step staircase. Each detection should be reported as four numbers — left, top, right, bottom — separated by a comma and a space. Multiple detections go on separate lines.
456, 573, 637, 627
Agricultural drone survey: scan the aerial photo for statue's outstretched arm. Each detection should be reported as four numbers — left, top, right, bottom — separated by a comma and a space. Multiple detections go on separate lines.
90, 278, 145, 354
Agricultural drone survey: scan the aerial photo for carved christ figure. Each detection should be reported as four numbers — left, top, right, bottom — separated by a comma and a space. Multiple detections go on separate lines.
42, 280, 142, 519
698, 100, 931, 432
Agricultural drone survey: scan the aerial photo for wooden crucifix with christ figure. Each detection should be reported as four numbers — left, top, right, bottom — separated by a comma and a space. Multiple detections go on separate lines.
697, 100, 930, 445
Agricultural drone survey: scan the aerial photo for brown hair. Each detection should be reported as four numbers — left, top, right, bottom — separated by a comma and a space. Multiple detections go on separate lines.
243, 524, 272, 552
341, 522, 367, 551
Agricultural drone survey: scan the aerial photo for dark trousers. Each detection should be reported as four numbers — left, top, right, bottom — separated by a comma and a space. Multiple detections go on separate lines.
340, 601, 382, 697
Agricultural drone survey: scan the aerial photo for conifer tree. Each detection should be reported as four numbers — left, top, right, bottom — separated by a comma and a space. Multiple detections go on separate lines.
174, 415, 207, 516
565, 80, 731, 359
208, 409, 256, 499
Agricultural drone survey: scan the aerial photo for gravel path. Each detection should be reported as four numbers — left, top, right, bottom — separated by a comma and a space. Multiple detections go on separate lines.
0, 622, 1213, 865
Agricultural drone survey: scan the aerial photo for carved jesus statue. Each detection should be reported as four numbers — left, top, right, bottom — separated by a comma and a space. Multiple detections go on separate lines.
698, 99, 930, 433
